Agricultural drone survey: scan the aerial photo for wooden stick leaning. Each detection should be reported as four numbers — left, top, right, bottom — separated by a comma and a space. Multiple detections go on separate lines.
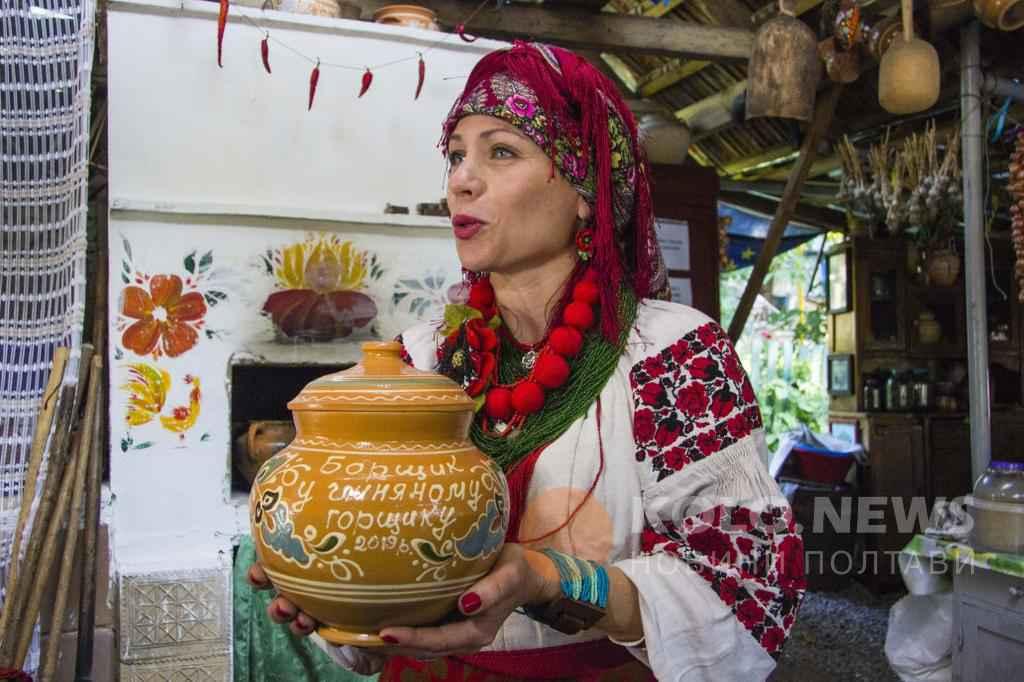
11, 351, 99, 670
74, 379, 104, 682
0, 383, 77, 667
0, 348, 69, 660
38, 357, 102, 681
1, 345, 93, 668
77, 170, 108, 682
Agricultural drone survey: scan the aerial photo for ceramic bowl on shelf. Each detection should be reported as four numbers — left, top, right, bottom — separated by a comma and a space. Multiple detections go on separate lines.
249, 342, 509, 646
372, 4, 439, 30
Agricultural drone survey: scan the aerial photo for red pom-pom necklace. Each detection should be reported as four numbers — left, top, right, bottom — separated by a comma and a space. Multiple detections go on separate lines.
458, 273, 598, 434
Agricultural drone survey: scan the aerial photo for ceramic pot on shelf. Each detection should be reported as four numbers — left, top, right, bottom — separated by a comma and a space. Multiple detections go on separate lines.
372, 4, 439, 30
926, 249, 961, 287
973, 0, 1024, 31
249, 342, 509, 647
915, 310, 942, 345
234, 420, 296, 484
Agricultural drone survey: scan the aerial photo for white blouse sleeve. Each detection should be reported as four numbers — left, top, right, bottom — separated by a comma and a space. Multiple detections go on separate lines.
612, 316, 806, 682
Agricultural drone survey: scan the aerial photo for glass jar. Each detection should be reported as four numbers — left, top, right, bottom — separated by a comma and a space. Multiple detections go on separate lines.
968, 461, 1024, 554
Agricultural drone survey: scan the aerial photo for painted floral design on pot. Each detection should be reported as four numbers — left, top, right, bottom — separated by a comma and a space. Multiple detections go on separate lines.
261, 235, 383, 341
249, 342, 509, 646
117, 236, 230, 358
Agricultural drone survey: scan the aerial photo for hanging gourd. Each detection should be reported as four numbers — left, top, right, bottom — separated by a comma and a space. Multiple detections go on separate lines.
878, 0, 940, 115
746, 0, 822, 122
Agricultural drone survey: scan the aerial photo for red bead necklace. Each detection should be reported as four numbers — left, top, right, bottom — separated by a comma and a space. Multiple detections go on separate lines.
464, 270, 601, 430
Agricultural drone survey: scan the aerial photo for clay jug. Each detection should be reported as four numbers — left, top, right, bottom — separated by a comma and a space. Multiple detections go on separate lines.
878, 0, 940, 115
916, 311, 942, 345
250, 341, 509, 646
927, 249, 961, 287
974, 0, 1024, 31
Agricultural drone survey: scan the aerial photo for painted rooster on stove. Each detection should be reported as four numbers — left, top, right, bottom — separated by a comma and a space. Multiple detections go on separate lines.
121, 363, 202, 436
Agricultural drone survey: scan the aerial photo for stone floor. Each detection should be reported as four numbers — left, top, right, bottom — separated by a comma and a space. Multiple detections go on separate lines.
770, 583, 905, 682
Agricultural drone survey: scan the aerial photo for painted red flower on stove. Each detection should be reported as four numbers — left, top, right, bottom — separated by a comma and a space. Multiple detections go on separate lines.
120, 275, 207, 358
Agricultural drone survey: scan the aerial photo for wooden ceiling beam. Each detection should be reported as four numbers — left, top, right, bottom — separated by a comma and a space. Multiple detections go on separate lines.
674, 80, 747, 133
357, 0, 755, 60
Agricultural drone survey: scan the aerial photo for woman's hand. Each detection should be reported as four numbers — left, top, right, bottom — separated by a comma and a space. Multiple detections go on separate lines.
246, 543, 559, 664
247, 562, 387, 674
374, 543, 559, 659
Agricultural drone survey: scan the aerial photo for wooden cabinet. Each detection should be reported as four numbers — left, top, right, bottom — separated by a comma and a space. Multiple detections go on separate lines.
855, 241, 909, 355
827, 236, 1024, 592
859, 415, 926, 591
954, 567, 1024, 682
928, 417, 974, 503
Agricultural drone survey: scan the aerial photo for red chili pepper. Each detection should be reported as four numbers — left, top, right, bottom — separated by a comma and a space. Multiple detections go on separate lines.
415, 54, 425, 100
308, 60, 320, 111
260, 36, 271, 74
359, 68, 373, 98
217, 0, 229, 68
455, 23, 478, 43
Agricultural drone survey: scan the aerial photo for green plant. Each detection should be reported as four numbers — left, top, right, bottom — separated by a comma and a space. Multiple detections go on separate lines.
757, 357, 829, 452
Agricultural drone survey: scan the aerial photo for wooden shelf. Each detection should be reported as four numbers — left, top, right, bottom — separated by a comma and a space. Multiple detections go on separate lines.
110, 197, 454, 230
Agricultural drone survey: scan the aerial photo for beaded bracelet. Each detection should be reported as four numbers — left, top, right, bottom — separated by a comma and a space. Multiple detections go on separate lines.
539, 547, 609, 609
521, 548, 610, 634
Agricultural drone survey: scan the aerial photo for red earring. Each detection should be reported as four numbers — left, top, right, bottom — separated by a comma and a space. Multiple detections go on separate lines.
576, 228, 594, 261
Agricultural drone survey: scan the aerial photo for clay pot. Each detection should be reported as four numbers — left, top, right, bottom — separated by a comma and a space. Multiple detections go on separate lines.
372, 4, 439, 30
973, 0, 1024, 31
819, 37, 861, 84
249, 342, 508, 646
927, 249, 961, 287
234, 420, 296, 484
915, 311, 942, 345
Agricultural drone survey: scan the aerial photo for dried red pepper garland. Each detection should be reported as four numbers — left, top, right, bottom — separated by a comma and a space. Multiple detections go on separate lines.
212, 0, 492, 105
260, 35, 271, 74
415, 53, 426, 100
216, 0, 229, 68
308, 59, 320, 111
359, 68, 373, 98
438, 270, 601, 435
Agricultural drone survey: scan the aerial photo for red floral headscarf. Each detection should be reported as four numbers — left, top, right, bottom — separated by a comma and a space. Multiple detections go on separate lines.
441, 42, 669, 343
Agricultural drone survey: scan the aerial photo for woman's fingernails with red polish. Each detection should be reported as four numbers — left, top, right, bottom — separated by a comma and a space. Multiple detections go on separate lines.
460, 592, 482, 614
382, 634, 399, 644
274, 604, 292, 620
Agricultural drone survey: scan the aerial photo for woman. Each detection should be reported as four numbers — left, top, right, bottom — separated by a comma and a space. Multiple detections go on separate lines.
248, 41, 804, 681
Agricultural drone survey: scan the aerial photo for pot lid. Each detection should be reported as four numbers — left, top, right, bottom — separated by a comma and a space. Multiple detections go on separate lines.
288, 341, 473, 413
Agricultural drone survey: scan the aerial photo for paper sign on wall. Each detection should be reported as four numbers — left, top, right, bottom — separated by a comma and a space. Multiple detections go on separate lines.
670, 277, 693, 306
655, 219, 690, 271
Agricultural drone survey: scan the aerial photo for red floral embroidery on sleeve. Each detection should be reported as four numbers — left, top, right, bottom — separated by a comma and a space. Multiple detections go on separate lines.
630, 321, 763, 481
640, 504, 806, 658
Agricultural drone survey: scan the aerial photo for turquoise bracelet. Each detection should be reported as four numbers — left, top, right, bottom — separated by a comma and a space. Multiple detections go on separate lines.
538, 547, 609, 609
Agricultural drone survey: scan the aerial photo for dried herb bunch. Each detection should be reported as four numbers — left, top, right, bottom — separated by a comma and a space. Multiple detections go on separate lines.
837, 121, 962, 245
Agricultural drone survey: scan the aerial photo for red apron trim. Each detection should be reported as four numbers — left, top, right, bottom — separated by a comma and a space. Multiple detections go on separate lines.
383, 638, 649, 681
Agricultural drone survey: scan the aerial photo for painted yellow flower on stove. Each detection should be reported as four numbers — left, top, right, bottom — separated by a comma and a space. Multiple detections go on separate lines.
121, 363, 202, 436
262, 235, 379, 341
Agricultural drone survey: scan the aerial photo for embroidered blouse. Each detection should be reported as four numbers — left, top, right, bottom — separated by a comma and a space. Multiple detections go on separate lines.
386, 299, 806, 681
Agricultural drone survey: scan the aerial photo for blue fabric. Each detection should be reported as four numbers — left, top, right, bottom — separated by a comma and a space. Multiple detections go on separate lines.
719, 201, 822, 270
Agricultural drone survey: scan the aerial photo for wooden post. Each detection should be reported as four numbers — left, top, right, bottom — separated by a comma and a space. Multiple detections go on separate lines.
727, 85, 843, 343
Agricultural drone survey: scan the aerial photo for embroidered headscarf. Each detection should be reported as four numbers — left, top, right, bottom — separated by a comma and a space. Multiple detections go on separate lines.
441, 42, 669, 343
